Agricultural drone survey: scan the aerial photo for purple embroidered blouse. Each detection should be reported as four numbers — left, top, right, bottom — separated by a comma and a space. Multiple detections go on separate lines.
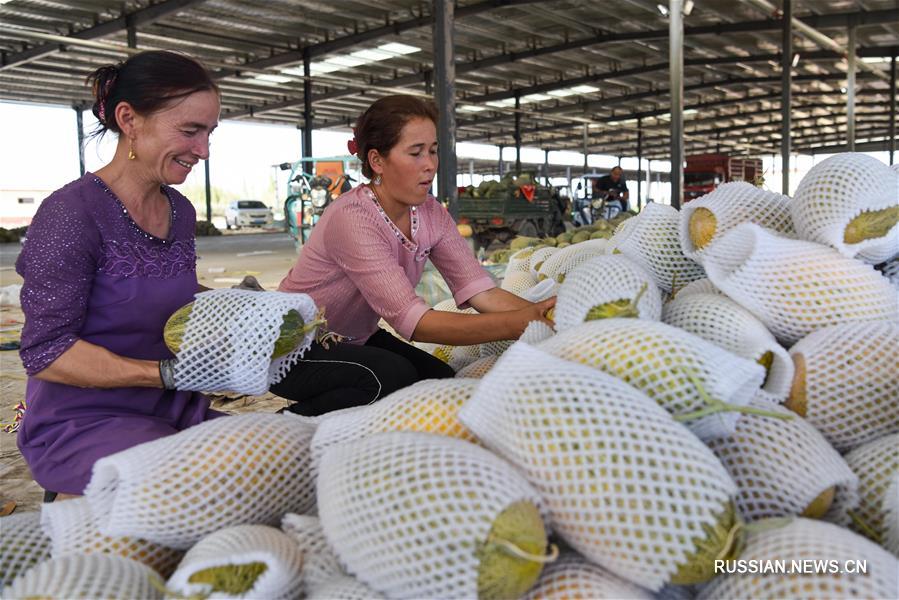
15, 173, 216, 494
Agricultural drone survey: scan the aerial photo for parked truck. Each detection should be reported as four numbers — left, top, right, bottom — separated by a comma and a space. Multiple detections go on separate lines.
456, 174, 567, 250
683, 154, 763, 202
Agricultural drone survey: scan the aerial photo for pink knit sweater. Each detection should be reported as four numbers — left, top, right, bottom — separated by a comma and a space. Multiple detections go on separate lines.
279, 185, 495, 343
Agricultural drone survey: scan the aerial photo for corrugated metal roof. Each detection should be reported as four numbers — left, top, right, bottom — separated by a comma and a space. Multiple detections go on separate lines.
1, 0, 896, 162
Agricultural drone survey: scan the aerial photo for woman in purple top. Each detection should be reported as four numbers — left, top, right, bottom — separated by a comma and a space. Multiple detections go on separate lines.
16, 51, 222, 497
272, 95, 556, 416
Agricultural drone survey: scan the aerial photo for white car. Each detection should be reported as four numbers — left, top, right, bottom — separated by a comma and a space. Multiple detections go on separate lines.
224, 200, 274, 229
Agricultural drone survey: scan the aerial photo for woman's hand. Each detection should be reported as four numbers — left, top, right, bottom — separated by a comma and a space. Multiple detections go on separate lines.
506, 297, 556, 338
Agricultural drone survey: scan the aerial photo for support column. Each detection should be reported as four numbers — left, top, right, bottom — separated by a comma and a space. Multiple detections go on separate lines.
498, 144, 505, 176
126, 22, 137, 48
544, 149, 550, 185
469, 159, 475, 185
514, 91, 522, 174
781, 0, 792, 194
302, 51, 313, 163
890, 55, 896, 165
669, 0, 685, 209
75, 106, 85, 176
434, 0, 458, 216
582, 124, 589, 198
644, 159, 651, 211
204, 157, 212, 223
636, 117, 643, 206
847, 24, 857, 151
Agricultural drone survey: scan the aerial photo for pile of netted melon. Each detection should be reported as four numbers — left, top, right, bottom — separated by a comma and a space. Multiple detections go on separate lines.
2, 153, 897, 599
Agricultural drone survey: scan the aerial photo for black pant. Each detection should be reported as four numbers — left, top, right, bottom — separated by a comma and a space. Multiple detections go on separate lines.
270, 329, 456, 416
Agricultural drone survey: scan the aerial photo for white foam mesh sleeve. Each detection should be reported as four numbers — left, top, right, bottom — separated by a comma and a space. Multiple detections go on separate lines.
3, 554, 163, 599
281, 513, 344, 590
316, 431, 546, 600
674, 278, 722, 298
791, 152, 899, 264
458, 343, 736, 592
310, 378, 479, 470
0, 512, 51, 588
528, 246, 560, 278
662, 292, 793, 399
501, 270, 539, 296
173, 288, 318, 395
537, 319, 766, 440
455, 354, 499, 379
702, 223, 898, 345
704, 393, 858, 523
833, 434, 899, 547
879, 257, 899, 289
166, 525, 303, 599
40, 497, 183, 578
307, 575, 387, 600
608, 203, 706, 293
521, 553, 653, 600
505, 247, 538, 277
679, 181, 794, 262
84, 413, 317, 550
606, 216, 640, 255
520, 319, 556, 345
788, 321, 899, 452
883, 472, 899, 556
478, 338, 514, 358
696, 518, 899, 600
522, 278, 560, 303
419, 300, 480, 369
537, 243, 606, 283
554, 255, 662, 332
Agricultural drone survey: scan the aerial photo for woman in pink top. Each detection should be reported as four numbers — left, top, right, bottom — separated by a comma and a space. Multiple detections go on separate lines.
273, 95, 554, 415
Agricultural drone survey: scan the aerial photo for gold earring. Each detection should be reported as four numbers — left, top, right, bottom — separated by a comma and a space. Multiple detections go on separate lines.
128, 139, 136, 161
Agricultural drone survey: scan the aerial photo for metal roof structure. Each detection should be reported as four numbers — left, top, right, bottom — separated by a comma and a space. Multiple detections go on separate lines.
1, 0, 897, 164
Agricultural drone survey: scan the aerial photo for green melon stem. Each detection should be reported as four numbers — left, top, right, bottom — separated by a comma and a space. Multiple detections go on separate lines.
674, 371, 793, 423
187, 562, 268, 595
490, 539, 560, 563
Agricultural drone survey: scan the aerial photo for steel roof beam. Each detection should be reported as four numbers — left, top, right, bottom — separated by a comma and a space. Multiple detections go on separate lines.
0, 0, 209, 71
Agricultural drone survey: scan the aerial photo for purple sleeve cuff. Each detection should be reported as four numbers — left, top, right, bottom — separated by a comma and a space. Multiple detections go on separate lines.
394, 299, 432, 341
21, 333, 78, 376
453, 276, 496, 310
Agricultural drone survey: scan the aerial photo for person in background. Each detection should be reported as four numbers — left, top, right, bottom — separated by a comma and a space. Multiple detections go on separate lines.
273, 94, 555, 416
15, 50, 222, 499
593, 165, 630, 212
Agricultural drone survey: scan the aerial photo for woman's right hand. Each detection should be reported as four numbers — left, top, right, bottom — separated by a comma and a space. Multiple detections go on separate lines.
507, 297, 556, 338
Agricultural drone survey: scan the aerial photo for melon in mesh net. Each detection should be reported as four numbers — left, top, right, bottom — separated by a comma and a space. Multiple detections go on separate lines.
456, 354, 500, 379
536, 242, 605, 284
831, 433, 899, 548
673, 277, 722, 298
505, 246, 541, 277
4, 554, 164, 599
281, 513, 344, 591
165, 288, 320, 396
528, 246, 561, 277
696, 518, 899, 600
40, 496, 183, 578
678, 181, 794, 262
501, 270, 540, 297
310, 378, 479, 470
166, 524, 303, 599
307, 575, 387, 600
521, 553, 654, 600
458, 343, 741, 591
786, 322, 899, 452
422, 299, 480, 370
537, 319, 769, 441
790, 152, 899, 264
553, 255, 662, 332
704, 392, 859, 523
883, 472, 899, 556
876, 257, 899, 290
702, 223, 899, 346
83, 413, 317, 550
316, 431, 552, 600
662, 292, 793, 398
0, 511, 52, 588
606, 203, 706, 293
